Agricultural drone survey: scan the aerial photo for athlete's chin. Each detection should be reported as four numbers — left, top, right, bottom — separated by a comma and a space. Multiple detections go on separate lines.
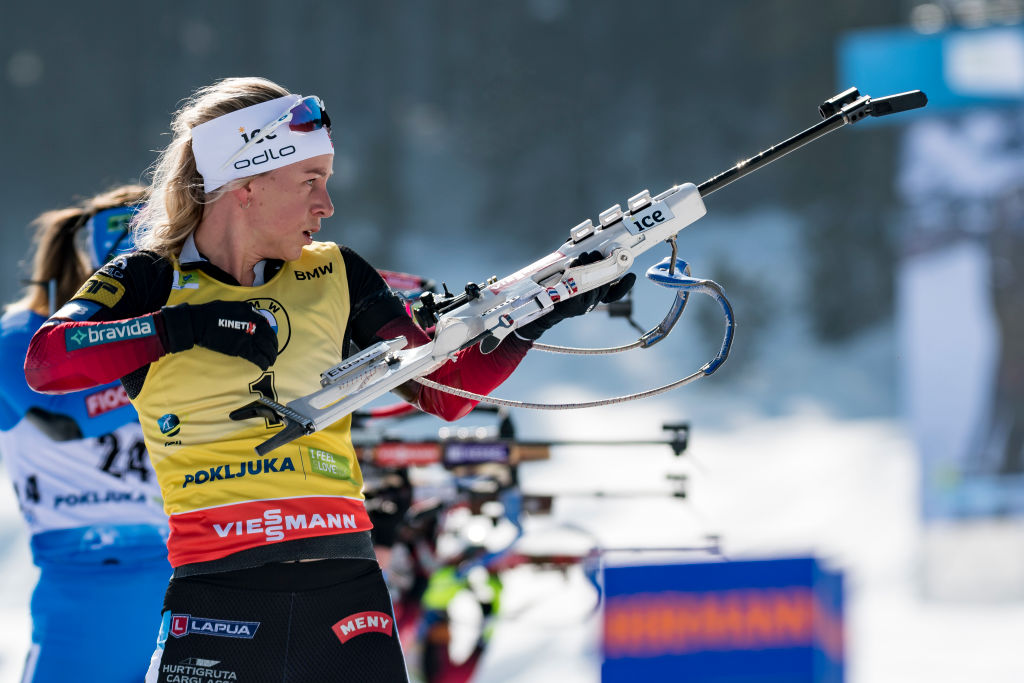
272, 234, 315, 262
269, 244, 303, 263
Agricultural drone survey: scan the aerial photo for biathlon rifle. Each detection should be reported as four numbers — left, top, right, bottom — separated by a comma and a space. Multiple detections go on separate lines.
239, 87, 927, 456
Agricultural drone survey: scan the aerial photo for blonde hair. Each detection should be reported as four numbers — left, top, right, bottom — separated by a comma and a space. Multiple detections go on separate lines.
134, 77, 291, 258
11, 185, 147, 316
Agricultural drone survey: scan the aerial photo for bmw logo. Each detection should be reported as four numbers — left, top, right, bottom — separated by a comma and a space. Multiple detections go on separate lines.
158, 413, 181, 437
246, 297, 291, 353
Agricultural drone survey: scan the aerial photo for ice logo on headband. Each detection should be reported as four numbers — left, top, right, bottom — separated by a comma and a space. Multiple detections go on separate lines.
86, 205, 139, 269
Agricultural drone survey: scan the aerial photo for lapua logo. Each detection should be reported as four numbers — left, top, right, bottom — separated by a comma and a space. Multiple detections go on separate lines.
169, 614, 260, 639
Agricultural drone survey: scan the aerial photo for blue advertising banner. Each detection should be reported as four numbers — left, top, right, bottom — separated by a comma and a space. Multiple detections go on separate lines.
840, 25, 1024, 115
601, 557, 843, 683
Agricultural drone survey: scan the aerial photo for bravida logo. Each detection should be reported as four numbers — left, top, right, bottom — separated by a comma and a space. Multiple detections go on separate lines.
65, 318, 155, 351
85, 385, 131, 418
294, 262, 334, 280
169, 614, 260, 639
332, 611, 394, 644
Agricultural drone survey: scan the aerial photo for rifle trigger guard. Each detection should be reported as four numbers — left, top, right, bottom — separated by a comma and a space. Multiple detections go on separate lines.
565, 248, 634, 291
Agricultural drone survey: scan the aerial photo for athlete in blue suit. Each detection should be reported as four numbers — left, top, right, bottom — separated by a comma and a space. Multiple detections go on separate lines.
0, 186, 169, 682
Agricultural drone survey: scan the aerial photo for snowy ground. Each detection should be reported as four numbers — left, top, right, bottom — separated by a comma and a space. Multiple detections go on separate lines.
0, 470, 34, 682
3, 410, 1023, 682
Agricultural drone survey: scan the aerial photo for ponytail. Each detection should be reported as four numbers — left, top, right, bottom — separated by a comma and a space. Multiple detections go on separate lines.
12, 208, 92, 315
10, 184, 147, 316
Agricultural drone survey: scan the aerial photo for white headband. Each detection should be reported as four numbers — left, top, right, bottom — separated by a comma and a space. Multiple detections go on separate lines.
191, 95, 334, 193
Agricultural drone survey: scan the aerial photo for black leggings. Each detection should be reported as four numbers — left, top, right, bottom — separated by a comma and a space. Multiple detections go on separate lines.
147, 558, 409, 683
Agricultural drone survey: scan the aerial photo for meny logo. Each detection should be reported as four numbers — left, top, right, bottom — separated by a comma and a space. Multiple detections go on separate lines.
332, 611, 394, 644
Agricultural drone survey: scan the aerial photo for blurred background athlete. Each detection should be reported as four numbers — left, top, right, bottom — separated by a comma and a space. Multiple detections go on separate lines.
0, 186, 169, 682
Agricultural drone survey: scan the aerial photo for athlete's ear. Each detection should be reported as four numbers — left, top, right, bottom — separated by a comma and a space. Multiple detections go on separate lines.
229, 181, 256, 210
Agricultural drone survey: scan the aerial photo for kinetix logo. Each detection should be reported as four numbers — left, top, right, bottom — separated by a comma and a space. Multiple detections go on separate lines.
218, 319, 256, 334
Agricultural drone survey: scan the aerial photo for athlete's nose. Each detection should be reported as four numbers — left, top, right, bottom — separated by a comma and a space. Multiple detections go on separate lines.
313, 185, 334, 219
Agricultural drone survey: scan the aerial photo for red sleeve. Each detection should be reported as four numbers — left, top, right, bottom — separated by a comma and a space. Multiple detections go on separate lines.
375, 316, 531, 422
24, 315, 167, 394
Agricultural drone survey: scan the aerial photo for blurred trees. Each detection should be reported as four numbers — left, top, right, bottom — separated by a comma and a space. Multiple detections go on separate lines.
0, 0, 904, 342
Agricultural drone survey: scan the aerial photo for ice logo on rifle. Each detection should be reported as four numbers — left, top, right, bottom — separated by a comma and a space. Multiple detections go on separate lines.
169, 613, 260, 639
158, 414, 181, 437
624, 201, 675, 236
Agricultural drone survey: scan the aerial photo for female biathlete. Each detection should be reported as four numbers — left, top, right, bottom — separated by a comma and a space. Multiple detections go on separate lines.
24, 77, 631, 681
0, 186, 169, 682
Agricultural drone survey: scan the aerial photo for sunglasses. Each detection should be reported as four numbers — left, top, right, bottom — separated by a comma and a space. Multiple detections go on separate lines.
220, 95, 331, 171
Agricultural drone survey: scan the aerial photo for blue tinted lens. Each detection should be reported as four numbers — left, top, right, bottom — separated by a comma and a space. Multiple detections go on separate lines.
87, 205, 139, 268
288, 96, 330, 133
